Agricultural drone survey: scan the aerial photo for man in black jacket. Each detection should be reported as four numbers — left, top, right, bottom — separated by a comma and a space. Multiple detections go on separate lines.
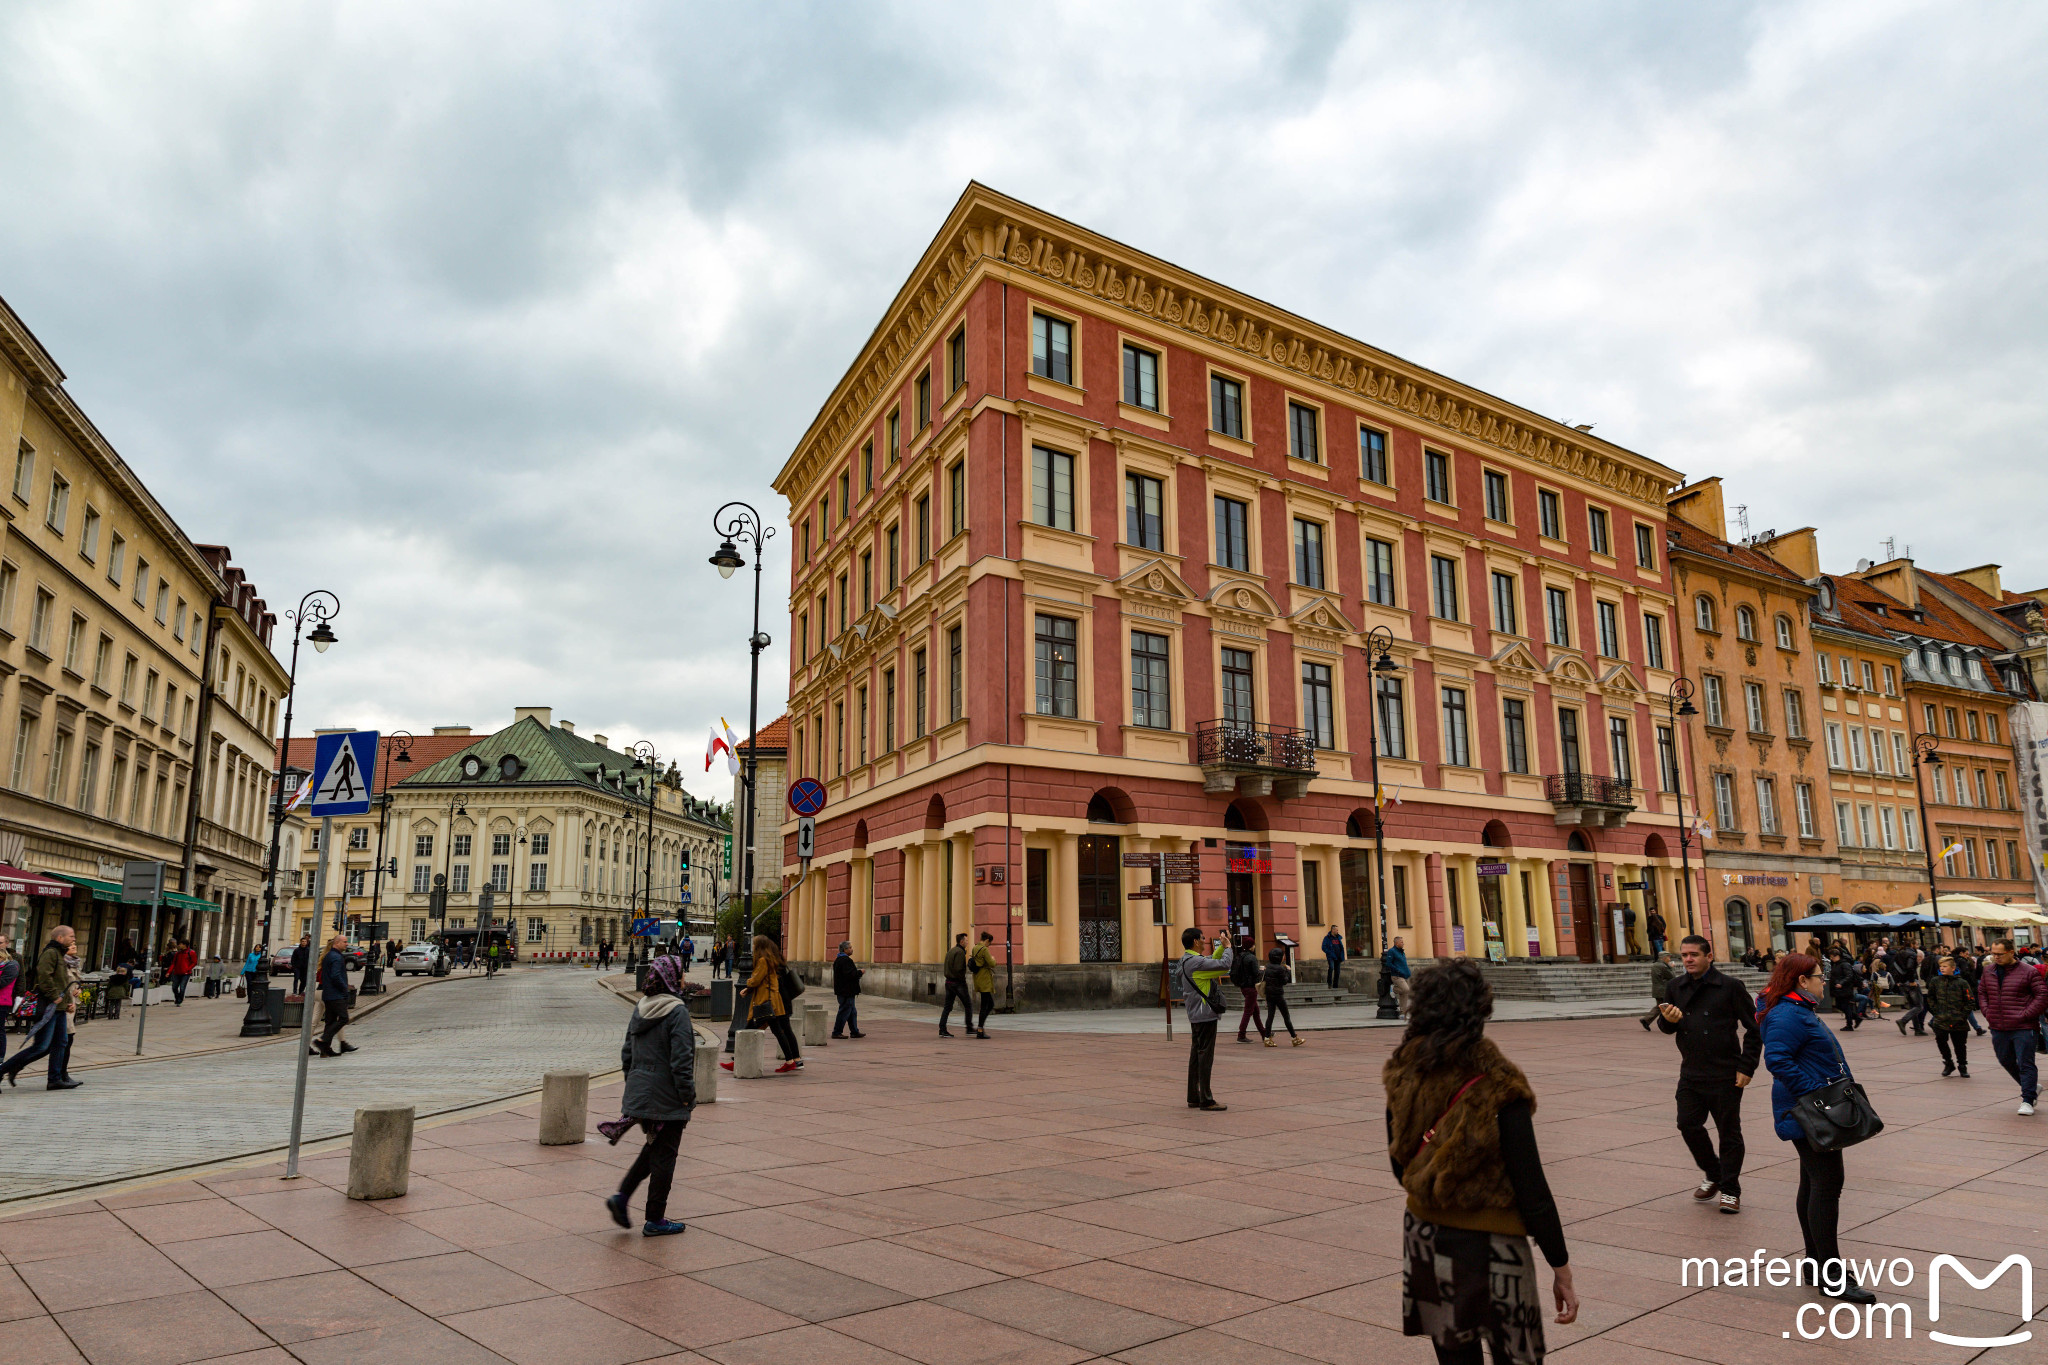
830, 940, 865, 1039
938, 933, 971, 1038
1656, 934, 1760, 1215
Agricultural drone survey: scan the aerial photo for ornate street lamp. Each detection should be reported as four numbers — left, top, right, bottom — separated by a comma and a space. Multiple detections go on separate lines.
1364, 626, 1401, 1020
632, 741, 660, 925
242, 590, 338, 1037
1911, 734, 1948, 943
710, 501, 774, 984
1664, 679, 1701, 934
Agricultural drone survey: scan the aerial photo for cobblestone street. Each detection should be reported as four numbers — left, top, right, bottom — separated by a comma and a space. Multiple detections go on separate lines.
0, 968, 630, 1205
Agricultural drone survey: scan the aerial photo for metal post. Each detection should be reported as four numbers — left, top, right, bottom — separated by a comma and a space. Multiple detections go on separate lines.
1668, 680, 1701, 935
285, 814, 333, 1177
711, 503, 775, 986
134, 875, 161, 1056
1159, 850, 1172, 1039
1365, 627, 1400, 1020
1914, 736, 1945, 939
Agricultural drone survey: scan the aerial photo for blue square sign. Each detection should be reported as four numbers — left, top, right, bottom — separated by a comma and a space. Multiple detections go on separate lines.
309, 730, 380, 816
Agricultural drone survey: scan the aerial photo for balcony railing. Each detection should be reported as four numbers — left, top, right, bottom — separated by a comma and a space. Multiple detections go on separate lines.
1544, 772, 1638, 828
1196, 722, 1317, 799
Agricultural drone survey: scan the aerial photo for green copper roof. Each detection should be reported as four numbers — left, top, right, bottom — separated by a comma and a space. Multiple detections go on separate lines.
397, 716, 729, 826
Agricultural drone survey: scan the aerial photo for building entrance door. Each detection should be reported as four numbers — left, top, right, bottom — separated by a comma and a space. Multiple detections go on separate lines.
1226, 872, 1257, 948
1723, 899, 1751, 958
1568, 864, 1598, 963
1339, 850, 1375, 957
1077, 835, 1123, 963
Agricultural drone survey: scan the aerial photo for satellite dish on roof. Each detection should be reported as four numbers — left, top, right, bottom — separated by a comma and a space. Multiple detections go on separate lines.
1856, 558, 1872, 571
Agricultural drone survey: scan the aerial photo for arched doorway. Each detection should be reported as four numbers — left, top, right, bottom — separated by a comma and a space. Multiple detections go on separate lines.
1341, 810, 1379, 955
1476, 822, 1513, 960
1724, 898, 1751, 957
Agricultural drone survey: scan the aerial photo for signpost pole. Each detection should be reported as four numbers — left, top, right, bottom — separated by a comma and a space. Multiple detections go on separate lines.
129, 861, 164, 1056
285, 814, 333, 1178
1160, 851, 1172, 1040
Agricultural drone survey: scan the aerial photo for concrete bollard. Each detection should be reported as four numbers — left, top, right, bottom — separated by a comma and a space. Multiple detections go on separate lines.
734, 1029, 772, 1079
346, 1103, 414, 1200
539, 1070, 589, 1145
694, 1038, 720, 1103
801, 1000, 829, 1047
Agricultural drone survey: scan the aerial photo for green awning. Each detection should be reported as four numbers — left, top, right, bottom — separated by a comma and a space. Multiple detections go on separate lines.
47, 873, 220, 914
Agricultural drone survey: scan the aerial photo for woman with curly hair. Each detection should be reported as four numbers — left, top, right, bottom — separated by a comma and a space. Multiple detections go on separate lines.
1385, 959, 1576, 1364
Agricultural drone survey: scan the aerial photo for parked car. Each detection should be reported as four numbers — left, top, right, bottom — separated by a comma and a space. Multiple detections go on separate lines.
269, 945, 297, 974
393, 944, 444, 976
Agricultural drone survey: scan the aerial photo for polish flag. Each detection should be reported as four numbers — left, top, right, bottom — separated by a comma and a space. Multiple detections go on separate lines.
705, 719, 741, 776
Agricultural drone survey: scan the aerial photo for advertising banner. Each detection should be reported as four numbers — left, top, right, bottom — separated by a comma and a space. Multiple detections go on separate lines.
2012, 702, 2048, 904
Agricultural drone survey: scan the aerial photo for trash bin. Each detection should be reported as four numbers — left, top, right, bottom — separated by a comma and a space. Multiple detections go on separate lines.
635, 963, 651, 995
264, 984, 285, 1034
709, 978, 733, 1021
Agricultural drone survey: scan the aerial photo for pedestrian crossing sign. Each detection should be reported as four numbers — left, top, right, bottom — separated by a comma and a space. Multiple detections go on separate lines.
309, 730, 380, 816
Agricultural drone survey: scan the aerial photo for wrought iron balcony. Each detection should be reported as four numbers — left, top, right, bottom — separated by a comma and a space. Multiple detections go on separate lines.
1196, 721, 1317, 799
1544, 772, 1637, 828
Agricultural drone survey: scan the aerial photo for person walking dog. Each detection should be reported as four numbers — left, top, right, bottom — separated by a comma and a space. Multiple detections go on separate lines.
1174, 927, 1234, 1111
604, 955, 696, 1237
1384, 959, 1577, 1363
831, 941, 865, 1039
1656, 935, 1759, 1214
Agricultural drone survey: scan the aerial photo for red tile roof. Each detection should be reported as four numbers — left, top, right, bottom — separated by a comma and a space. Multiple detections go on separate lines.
737, 715, 789, 754
1667, 521, 1810, 585
1837, 575, 2004, 652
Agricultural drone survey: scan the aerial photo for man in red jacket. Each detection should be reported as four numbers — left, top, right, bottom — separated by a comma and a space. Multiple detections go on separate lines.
1977, 939, 2048, 1115
168, 940, 198, 1007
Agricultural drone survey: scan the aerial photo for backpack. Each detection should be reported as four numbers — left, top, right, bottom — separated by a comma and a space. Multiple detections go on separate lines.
779, 964, 804, 1004
1229, 951, 1260, 990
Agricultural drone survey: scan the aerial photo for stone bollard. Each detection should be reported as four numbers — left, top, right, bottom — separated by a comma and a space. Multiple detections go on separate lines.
346, 1103, 414, 1200
801, 1000, 829, 1047
694, 1038, 720, 1103
734, 1029, 772, 1079
539, 1070, 589, 1145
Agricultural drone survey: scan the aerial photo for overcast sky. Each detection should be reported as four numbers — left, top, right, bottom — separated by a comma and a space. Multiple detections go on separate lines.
2, 0, 2041, 803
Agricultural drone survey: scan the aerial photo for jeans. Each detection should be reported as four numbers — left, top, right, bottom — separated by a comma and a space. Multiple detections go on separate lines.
1651, 936, 1666, 957
1675, 1079, 1746, 1196
6, 1001, 69, 1082
833, 996, 859, 1036
171, 974, 189, 1005
1899, 988, 1927, 1033
978, 991, 994, 1032
1326, 958, 1342, 989
939, 979, 972, 1031
1187, 1019, 1217, 1106
1792, 1137, 1845, 1274
1935, 1026, 1970, 1071
1992, 1028, 2038, 1102
617, 1119, 684, 1223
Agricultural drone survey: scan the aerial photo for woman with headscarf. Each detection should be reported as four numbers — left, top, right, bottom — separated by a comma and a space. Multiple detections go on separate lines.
1384, 960, 1575, 1364
604, 955, 697, 1237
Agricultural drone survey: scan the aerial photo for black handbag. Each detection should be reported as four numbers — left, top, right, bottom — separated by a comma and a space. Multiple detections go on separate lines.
1790, 1074, 1884, 1152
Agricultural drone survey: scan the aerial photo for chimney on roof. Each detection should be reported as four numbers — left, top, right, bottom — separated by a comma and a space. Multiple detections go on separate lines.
594, 734, 609, 748
1760, 528, 1820, 580
1954, 564, 2004, 598
1856, 558, 1919, 610
557, 719, 575, 734
514, 706, 552, 727
1667, 477, 1726, 540
432, 726, 472, 736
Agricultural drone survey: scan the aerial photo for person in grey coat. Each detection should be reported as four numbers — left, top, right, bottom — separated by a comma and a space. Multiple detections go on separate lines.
1174, 926, 1235, 1112
605, 956, 697, 1237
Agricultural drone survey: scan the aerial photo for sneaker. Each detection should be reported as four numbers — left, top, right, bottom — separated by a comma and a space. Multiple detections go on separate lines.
718, 1060, 734, 1071
1693, 1179, 1719, 1200
1236, 1035, 1254, 1044
642, 1219, 687, 1237
605, 1193, 631, 1228
1719, 1193, 1740, 1215
1263, 1037, 1277, 1048
2021, 1101, 2036, 1116
774, 1061, 800, 1074
1291, 1036, 1306, 1047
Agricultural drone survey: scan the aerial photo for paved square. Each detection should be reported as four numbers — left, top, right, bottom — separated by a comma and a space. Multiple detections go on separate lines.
6, 1008, 2047, 1362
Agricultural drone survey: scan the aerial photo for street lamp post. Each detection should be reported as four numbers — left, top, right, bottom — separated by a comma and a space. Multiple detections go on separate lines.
1663, 680, 1701, 936
1364, 627, 1402, 1021
710, 502, 774, 985
1911, 735, 1948, 944
632, 742, 660, 926
241, 591, 337, 1037
367, 731, 412, 947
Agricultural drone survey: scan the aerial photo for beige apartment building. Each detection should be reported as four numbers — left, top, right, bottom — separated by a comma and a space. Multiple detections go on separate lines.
0, 294, 284, 966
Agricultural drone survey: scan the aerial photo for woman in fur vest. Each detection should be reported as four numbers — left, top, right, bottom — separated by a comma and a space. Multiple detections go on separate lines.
1384, 959, 1576, 1364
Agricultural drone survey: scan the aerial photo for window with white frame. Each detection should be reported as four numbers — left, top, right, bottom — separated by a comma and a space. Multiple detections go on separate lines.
1713, 773, 1736, 831
1848, 726, 1868, 771
1784, 690, 1806, 738
1857, 805, 1875, 848
1879, 807, 1898, 849
1775, 615, 1794, 648
1744, 682, 1767, 733
1695, 596, 1716, 631
1824, 721, 1844, 768
528, 862, 548, 891
1703, 675, 1726, 727
1795, 783, 1816, 838
1870, 729, 1888, 774
1755, 778, 1778, 834
1903, 807, 1920, 851
1834, 800, 1853, 847
1735, 606, 1756, 640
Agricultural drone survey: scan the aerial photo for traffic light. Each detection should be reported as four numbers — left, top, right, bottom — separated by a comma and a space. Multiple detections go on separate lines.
384, 857, 398, 878
680, 847, 691, 871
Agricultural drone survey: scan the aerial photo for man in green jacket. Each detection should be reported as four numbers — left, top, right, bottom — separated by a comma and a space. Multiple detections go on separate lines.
1, 925, 78, 1089
939, 933, 972, 1039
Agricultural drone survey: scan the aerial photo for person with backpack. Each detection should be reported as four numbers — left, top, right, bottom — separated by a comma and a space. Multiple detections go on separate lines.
939, 933, 973, 1039
1173, 927, 1235, 1111
1231, 938, 1265, 1043
1263, 948, 1302, 1047
604, 955, 696, 1237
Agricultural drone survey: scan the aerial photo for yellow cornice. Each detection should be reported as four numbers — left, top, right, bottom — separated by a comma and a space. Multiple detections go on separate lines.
775, 182, 1685, 513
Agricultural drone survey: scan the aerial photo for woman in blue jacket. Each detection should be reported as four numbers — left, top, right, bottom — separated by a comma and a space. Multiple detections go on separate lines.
1758, 951, 1872, 1305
